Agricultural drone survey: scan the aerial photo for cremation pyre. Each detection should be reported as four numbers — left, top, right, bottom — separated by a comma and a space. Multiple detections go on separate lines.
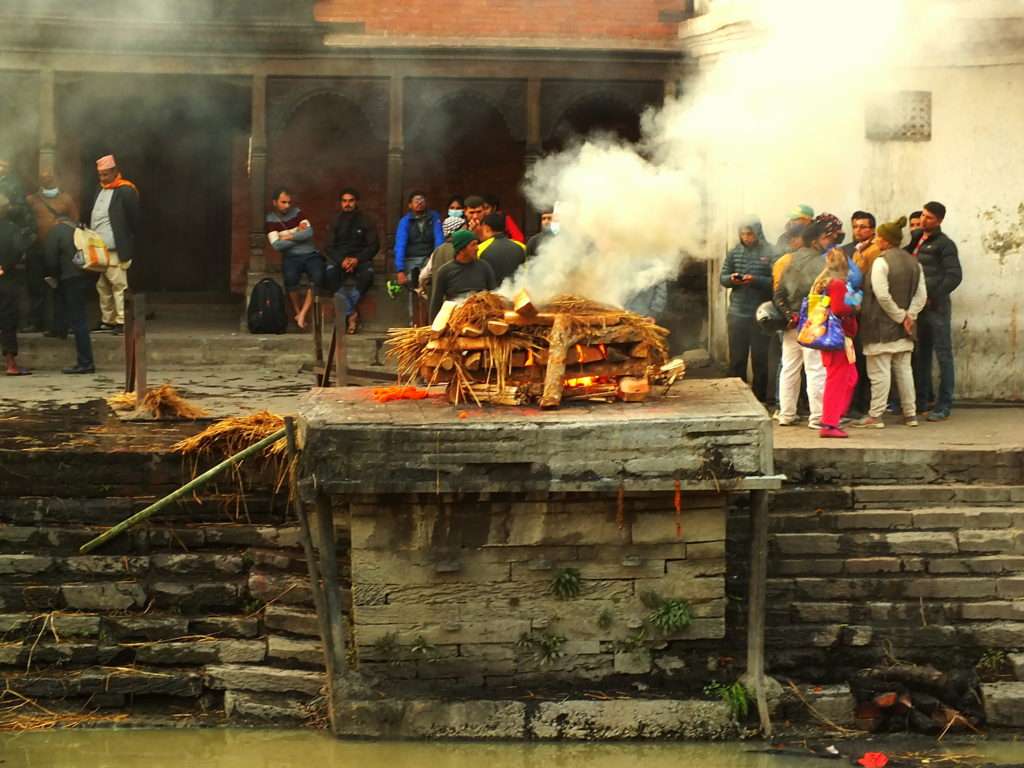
386, 291, 680, 408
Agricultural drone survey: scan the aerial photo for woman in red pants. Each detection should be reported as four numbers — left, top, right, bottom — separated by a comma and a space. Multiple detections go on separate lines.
812, 249, 859, 438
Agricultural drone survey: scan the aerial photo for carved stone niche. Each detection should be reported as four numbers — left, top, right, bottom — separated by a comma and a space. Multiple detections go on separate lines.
268, 77, 390, 138
403, 78, 527, 143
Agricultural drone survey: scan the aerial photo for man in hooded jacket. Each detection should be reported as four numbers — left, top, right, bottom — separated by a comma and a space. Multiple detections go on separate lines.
720, 217, 776, 403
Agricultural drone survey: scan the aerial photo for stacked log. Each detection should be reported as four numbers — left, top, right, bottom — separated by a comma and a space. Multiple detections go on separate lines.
385, 291, 675, 408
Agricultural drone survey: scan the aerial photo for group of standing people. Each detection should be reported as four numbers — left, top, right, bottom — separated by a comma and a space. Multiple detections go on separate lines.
721, 202, 961, 438
0, 153, 139, 376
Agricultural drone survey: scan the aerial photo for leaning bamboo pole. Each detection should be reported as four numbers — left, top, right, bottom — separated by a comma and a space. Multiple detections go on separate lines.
78, 427, 287, 554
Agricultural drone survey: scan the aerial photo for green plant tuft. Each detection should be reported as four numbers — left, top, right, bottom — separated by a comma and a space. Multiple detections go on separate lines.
977, 648, 1009, 675
648, 599, 693, 635
517, 630, 567, 665
549, 568, 582, 600
372, 631, 400, 659
639, 590, 663, 610
409, 634, 437, 659
704, 680, 751, 720
596, 609, 615, 631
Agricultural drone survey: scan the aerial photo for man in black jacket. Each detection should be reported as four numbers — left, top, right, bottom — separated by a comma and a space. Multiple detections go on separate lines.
325, 187, 378, 335
478, 213, 525, 285
87, 154, 139, 334
0, 194, 33, 374
906, 201, 961, 421
44, 218, 94, 373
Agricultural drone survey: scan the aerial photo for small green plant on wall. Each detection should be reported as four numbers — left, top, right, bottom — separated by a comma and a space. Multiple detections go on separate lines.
643, 592, 693, 635
596, 608, 614, 631
549, 568, 582, 600
372, 631, 400, 661
704, 680, 751, 721
517, 630, 567, 666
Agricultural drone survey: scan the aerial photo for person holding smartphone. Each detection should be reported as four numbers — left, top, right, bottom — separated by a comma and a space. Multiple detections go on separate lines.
720, 217, 777, 405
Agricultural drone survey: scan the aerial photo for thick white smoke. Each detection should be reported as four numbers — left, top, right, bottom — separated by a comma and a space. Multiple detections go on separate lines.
506, 0, 957, 307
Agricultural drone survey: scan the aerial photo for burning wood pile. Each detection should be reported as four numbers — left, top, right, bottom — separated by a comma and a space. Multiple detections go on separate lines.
386, 291, 680, 408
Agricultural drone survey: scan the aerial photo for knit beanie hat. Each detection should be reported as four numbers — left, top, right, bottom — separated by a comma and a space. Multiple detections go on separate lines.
451, 229, 477, 254
876, 216, 907, 247
790, 204, 814, 220
812, 212, 844, 239
443, 215, 466, 238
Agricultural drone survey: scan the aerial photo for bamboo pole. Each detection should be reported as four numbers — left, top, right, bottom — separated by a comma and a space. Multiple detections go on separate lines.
78, 427, 287, 554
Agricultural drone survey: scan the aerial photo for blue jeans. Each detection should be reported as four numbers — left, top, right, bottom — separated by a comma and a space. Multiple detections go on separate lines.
913, 301, 954, 413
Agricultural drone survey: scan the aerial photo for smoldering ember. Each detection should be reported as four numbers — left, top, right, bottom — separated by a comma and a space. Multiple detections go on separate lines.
0, 0, 1023, 758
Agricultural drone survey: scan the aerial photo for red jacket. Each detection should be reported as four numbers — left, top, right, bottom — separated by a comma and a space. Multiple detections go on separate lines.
827, 278, 858, 338
502, 214, 524, 244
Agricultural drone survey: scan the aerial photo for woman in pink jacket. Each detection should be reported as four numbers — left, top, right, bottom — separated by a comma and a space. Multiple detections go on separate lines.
811, 249, 859, 438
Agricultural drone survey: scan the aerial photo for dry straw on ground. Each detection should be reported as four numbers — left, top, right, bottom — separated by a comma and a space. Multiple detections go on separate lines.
106, 384, 208, 420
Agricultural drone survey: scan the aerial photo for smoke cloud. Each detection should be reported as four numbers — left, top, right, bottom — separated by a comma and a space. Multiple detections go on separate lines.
507, 0, 957, 307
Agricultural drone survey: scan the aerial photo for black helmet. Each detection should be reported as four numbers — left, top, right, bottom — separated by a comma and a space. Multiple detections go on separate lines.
755, 300, 786, 334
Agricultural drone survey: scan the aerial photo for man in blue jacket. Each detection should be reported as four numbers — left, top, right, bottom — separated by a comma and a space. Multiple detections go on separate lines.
720, 217, 776, 404
394, 191, 443, 324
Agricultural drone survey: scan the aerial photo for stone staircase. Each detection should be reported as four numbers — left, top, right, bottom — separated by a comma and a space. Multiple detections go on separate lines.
765, 481, 1024, 729
0, 430, 344, 726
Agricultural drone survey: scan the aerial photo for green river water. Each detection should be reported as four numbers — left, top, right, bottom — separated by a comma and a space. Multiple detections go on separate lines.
2, 731, 1023, 768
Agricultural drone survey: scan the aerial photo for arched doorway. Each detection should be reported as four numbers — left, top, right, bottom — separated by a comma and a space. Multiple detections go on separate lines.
544, 93, 644, 153
268, 92, 387, 265
57, 75, 249, 294
403, 91, 526, 236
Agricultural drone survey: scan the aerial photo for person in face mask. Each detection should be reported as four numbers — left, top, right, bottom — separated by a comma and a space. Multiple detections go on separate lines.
526, 206, 556, 260
446, 195, 465, 220
26, 169, 79, 336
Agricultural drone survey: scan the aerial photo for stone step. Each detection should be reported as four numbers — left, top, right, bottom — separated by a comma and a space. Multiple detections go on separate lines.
0, 494, 287, 525
776, 445, 1024, 485
773, 484, 1024, 512
771, 508, 1024, 534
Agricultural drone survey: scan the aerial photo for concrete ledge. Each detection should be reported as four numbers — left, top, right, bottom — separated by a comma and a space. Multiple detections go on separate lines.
332, 697, 735, 740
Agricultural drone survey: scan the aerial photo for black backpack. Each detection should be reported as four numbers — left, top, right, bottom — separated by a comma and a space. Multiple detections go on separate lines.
247, 278, 288, 334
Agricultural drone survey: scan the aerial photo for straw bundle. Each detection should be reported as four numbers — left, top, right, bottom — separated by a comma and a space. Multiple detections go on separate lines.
106, 384, 208, 420
171, 411, 286, 460
0, 688, 130, 732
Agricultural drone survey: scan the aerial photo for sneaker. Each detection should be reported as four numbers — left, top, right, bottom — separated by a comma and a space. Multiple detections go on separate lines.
776, 416, 798, 426
62, 365, 96, 375
851, 416, 885, 429
807, 420, 823, 430
819, 426, 849, 439
904, 417, 919, 427
94, 322, 118, 332
926, 410, 950, 422
109, 323, 124, 335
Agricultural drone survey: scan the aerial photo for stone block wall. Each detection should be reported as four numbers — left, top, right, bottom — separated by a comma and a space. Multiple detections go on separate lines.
744, 483, 1024, 678
0, 494, 338, 725
345, 491, 728, 693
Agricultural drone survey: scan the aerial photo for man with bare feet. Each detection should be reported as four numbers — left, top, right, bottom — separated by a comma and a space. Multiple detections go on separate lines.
265, 187, 324, 330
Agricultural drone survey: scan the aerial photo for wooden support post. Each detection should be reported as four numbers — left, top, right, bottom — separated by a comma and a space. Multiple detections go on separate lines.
312, 293, 325, 385
385, 75, 405, 268
131, 293, 147, 402
314, 492, 348, 679
38, 69, 56, 177
123, 293, 135, 393
747, 488, 773, 737
332, 294, 348, 387
284, 418, 338, 723
524, 77, 542, 237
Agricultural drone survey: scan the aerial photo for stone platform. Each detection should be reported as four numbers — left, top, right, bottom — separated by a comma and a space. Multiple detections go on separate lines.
297, 378, 779, 494
296, 379, 780, 736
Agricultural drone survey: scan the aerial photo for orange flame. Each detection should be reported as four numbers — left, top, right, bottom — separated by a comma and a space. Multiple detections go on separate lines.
598, 344, 607, 358
525, 349, 535, 366
565, 376, 597, 387
575, 343, 585, 361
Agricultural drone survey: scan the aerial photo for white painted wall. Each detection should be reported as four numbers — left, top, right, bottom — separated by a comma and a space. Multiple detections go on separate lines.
685, 4, 1024, 401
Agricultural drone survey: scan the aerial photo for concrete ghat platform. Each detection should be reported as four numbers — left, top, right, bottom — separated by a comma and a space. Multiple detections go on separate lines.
296, 378, 778, 493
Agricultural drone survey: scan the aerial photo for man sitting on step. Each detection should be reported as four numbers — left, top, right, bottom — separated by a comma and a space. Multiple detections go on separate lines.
325, 187, 378, 335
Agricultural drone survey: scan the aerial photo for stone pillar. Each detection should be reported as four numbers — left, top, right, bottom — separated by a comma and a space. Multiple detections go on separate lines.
385, 75, 405, 267
38, 68, 56, 177
523, 77, 543, 238
241, 73, 269, 328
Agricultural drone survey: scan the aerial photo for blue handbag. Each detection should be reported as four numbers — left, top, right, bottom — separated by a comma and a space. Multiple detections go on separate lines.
796, 295, 846, 351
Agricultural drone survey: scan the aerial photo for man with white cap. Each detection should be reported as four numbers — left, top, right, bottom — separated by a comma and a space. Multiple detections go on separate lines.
88, 154, 139, 333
